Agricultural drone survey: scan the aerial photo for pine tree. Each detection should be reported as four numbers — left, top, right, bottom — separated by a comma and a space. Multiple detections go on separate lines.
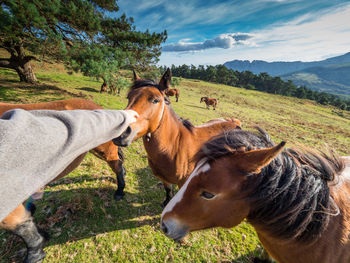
0, 1, 167, 84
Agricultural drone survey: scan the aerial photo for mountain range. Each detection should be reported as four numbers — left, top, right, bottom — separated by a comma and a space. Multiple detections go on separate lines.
224, 52, 350, 97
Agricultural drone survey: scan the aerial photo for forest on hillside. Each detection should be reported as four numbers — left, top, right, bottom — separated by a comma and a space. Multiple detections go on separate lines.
166, 64, 350, 111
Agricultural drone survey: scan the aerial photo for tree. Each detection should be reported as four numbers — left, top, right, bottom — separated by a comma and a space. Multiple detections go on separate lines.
0, 1, 166, 84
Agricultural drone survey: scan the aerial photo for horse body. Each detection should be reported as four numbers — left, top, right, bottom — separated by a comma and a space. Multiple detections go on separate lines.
144, 103, 240, 187
161, 128, 350, 262
115, 69, 241, 205
165, 88, 179, 102
0, 98, 126, 262
200, 97, 217, 110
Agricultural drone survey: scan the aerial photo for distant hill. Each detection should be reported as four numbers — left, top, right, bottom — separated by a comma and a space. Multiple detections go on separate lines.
224, 52, 350, 76
224, 52, 350, 97
281, 63, 350, 97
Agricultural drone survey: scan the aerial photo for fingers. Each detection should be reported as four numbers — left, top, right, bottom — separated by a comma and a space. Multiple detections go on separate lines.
124, 110, 139, 123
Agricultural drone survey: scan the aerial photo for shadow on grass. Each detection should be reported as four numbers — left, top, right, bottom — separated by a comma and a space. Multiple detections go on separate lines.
0, 81, 88, 103
78, 87, 99, 93
233, 248, 273, 263
185, 104, 207, 110
2, 167, 164, 249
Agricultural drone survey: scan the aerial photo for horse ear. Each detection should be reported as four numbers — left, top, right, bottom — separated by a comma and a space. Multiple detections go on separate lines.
235, 141, 286, 174
159, 68, 172, 91
133, 69, 141, 80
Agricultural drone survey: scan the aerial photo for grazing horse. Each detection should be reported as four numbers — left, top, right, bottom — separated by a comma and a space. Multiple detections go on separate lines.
114, 69, 241, 206
0, 98, 129, 262
165, 88, 179, 102
200, 97, 217, 110
161, 128, 350, 263
100, 80, 108, 93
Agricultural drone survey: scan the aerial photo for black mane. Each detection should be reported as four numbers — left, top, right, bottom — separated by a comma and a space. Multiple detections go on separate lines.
197, 128, 345, 242
130, 79, 161, 91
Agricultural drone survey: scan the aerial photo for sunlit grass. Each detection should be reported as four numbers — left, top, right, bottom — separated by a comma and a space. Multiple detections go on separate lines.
0, 63, 349, 262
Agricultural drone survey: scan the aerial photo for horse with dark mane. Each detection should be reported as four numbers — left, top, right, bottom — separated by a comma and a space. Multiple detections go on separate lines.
165, 88, 179, 102
200, 97, 217, 110
114, 69, 241, 206
161, 128, 350, 263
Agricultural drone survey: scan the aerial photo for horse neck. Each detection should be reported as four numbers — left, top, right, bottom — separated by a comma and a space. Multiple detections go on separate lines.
143, 105, 198, 183
254, 204, 349, 263
144, 105, 192, 159
247, 154, 350, 262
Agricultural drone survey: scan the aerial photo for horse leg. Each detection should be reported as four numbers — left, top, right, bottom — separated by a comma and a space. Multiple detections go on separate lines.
1, 204, 47, 263
108, 160, 126, 201
176, 94, 179, 102
162, 182, 173, 207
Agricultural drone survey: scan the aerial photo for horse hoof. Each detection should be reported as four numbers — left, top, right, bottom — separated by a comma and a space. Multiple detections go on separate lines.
24, 249, 46, 263
114, 191, 125, 201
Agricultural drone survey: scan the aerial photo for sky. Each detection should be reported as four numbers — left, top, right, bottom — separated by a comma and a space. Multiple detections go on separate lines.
117, 0, 350, 66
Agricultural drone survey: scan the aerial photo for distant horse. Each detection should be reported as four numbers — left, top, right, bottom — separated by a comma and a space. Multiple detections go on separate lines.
100, 80, 108, 93
165, 88, 179, 102
114, 69, 241, 206
0, 98, 127, 262
200, 97, 217, 110
161, 128, 350, 263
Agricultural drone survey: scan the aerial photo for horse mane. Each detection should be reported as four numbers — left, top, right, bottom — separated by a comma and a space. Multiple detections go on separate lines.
128, 79, 194, 131
196, 128, 345, 242
130, 79, 161, 91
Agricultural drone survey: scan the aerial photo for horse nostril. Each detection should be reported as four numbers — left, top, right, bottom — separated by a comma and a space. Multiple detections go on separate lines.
161, 221, 168, 235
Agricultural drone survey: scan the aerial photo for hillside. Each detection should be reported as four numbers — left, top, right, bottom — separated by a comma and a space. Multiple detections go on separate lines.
224, 52, 350, 76
281, 63, 350, 97
224, 52, 350, 97
1, 62, 350, 262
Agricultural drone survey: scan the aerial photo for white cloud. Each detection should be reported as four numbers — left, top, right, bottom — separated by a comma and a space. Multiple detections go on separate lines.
159, 3, 350, 65
162, 33, 256, 52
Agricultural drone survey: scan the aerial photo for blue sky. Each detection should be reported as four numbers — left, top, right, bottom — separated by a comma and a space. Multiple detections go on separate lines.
117, 0, 350, 66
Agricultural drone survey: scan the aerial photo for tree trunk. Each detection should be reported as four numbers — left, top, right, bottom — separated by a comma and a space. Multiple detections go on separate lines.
0, 45, 38, 83
15, 61, 38, 83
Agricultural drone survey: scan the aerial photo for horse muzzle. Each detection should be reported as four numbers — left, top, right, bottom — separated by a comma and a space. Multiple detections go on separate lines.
113, 126, 138, 147
161, 218, 188, 242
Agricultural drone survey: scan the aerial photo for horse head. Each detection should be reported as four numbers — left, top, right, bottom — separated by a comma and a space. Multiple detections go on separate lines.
113, 68, 172, 147
160, 138, 285, 241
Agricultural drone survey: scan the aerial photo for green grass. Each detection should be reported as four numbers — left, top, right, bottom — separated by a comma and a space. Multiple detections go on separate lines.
1, 62, 350, 263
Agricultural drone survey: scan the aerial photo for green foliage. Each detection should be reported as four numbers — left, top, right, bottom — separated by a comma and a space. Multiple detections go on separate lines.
171, 77, 181, 88
170, 64, 350, 111
0, 0, 167, 83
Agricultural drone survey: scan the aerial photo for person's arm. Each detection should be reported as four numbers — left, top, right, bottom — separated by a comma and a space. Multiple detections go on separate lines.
0, 109, 137, 221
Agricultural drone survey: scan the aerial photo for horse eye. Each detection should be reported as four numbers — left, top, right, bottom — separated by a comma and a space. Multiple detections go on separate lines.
152, 98, 160, 104
200, 191, 215, 200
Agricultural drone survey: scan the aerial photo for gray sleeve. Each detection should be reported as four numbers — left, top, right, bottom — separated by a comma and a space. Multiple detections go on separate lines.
0, 109, 132, 221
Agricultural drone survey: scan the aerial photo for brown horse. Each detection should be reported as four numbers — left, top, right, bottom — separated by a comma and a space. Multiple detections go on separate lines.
161, 128, 350, 263
165, 88, 179, 102
114, 69, 241, 206
200, 96, 217, 110
0, 98, 127, 262
100, 80, 108, 93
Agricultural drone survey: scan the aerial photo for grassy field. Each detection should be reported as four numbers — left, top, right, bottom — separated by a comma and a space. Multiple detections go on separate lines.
0, 61, 350, 263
